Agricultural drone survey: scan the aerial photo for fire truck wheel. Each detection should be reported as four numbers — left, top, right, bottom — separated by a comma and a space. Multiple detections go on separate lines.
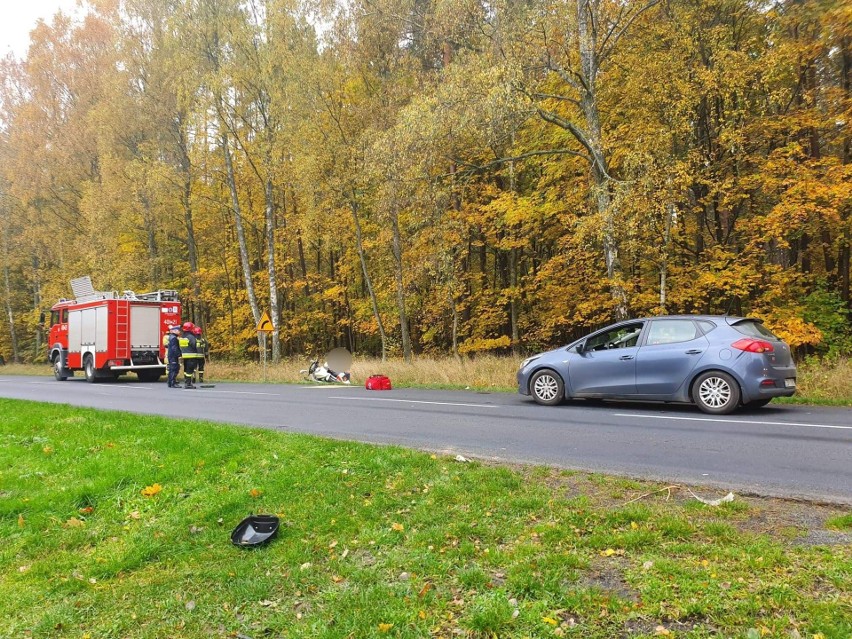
84, 355, 98, 384
53, 356, 68, 381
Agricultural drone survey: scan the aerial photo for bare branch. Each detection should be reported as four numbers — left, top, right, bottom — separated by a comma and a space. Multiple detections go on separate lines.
599, 0, 663, 64
449, 148, 594, 176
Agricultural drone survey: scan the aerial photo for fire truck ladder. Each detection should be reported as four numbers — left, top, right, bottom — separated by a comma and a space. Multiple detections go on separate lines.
115, 300, 130, 360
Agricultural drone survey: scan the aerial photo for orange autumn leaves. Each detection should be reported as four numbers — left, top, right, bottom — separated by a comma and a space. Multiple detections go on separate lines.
141, 483, 162, 497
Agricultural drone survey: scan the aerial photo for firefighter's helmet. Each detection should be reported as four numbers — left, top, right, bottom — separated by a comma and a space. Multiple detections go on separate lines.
182, 321, 194, 331
193, 326, 202, 336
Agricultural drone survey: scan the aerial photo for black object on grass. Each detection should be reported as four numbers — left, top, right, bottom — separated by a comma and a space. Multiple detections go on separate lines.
231, 514, 280, 547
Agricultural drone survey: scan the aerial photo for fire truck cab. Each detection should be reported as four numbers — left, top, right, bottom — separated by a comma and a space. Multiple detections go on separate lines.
47, 277, 182, 383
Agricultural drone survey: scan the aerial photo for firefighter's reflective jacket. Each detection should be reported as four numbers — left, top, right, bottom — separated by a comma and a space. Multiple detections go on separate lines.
179, 334, 198, 358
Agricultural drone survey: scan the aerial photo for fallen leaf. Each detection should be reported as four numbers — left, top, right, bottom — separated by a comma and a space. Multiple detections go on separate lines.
18, 514, 24, 528
259, 600, 278, 608
249, 488, 262, 498
543, 616, 558, 626
391, 522, 404, 532
141, 484, 162, 497
418, 583, 432, 598
300, 562, 312, 570
655, 626, 671, 636
43, 446, 53, 455
185, 600, 196, 611
79, 506, 94, 515
642, 561, 654, 570
65, 517, 85, 528
128, 510, 141, 520
378, 623, 393, 633
630, 521, 638, 530
418, 610, 426, 620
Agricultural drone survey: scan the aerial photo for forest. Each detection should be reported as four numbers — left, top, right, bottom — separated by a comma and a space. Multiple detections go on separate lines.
0, 0, 850, 364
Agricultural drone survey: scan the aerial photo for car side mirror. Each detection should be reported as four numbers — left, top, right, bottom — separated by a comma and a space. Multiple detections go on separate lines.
575, 341, 586, 354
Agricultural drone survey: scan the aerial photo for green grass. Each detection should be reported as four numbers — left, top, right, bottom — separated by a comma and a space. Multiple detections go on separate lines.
1, 399, 850, 638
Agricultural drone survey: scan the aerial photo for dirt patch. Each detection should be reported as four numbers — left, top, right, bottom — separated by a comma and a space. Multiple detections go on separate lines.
623, 618, 715, 638
576, 559, 639, 603
523, 467, 851, 547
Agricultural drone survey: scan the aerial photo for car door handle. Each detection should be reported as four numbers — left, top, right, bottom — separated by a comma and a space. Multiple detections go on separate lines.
619, 355, 634, 360
685, 349, 703, 355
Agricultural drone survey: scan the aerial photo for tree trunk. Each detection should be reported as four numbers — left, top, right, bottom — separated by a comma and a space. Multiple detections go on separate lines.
221, 125, 262, 353
659, 204, 675, 313
2, 216, 19, 363
264, 177, 281, 362
577, 0, 627, 318
389, 199, 412, 362
31, 259, 41, 361
350, 195, 387, 361
177, 114, 202, 327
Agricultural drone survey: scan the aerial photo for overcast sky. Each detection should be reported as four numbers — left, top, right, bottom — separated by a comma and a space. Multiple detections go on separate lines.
1, 0, 82, 58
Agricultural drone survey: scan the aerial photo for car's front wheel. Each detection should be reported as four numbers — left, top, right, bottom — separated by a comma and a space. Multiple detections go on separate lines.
692, 371, 740, 414
530, 369, 565, 406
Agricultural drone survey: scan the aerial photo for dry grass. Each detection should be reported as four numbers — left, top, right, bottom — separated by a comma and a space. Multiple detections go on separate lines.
3, 355, 850, 403
207, 354, 522, 391
791, 356, 852, 403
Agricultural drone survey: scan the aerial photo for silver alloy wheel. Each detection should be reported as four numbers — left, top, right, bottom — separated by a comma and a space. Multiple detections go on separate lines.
533, 373, 560, 402
698, 375, 731, 409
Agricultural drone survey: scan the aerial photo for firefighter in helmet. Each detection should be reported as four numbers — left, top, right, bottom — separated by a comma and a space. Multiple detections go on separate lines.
192, 325, 208, 385
166, 324, 182, 388
179, 321, 199, 389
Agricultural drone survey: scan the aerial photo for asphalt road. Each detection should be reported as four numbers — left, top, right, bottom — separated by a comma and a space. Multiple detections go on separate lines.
1, 375, 851, 504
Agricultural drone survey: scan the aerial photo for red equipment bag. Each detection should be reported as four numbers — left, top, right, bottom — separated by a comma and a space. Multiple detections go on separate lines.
365, 374, 392, 390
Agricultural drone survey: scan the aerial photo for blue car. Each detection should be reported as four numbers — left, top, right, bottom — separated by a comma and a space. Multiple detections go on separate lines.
517, 316, 797, 414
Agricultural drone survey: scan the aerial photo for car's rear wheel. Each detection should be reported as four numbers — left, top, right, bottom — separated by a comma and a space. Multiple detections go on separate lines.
530, 369, 565, 406
692, 371, 740, 414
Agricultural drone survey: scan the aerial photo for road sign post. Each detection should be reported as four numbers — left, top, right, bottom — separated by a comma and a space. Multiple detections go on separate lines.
256, 312, 274, 382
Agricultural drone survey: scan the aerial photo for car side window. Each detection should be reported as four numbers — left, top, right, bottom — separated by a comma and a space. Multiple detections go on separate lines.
647, 320, 699, 345
586, 322, 644, 350
697, 320, 716, 334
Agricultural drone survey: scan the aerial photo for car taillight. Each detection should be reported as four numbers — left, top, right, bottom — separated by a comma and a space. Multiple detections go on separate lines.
731, 338, 774, 353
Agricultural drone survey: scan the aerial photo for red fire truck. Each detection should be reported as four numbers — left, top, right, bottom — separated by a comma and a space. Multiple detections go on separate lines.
46, 277, 182, 383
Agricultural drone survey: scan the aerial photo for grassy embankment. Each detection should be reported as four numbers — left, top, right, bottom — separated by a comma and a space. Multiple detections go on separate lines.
3, 355, 851, 404
2, 399, 850, 638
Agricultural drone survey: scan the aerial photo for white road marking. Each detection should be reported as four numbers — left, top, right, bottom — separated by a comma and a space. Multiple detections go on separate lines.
614, 413, 852, 431
301, 385, 357, 389
205, 390, 280, 396
330, 396, 498, 408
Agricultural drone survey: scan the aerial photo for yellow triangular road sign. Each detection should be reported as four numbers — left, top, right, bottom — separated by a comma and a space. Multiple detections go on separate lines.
256, 311, 274, 333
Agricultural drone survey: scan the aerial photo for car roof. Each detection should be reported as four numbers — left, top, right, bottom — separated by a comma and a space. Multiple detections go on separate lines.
627, 315, 751, 323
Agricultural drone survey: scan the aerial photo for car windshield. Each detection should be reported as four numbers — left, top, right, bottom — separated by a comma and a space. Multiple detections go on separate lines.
733, 320, 778, 339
